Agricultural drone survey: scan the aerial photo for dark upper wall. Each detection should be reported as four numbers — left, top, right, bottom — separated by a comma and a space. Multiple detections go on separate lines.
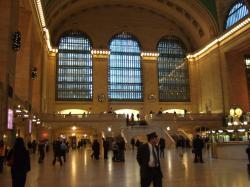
199, 0, 218, 21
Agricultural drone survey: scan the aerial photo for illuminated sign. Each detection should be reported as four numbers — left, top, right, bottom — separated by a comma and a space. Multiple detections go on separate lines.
7, 109, 14, 129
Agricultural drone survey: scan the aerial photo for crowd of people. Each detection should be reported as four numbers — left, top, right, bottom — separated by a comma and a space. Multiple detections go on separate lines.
0, 134, 250, 187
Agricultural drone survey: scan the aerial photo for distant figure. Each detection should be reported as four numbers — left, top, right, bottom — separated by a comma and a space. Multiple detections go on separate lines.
38, 140, 45, 163
0, 140, 5, 173
137, 132, 162, 187
52, 140, 62, 166
137, 113, 140, 120
31, 140, 37, 154
131, 138, 135, 150
131, 113, 134, 122
192, 135, 204, 163
103, 138, 109, 160
158, 108, 162, 115
112, 140, 119, 162
60, 141, 67, 162
246, 143, 250, 163
92, 140, 100, 160
126, 114, 129, 125
7, 137, 30, 187
27, 141, 32, 153
118, 137, 126, 162
159, 138, 165, 158
108, 107, 113, 114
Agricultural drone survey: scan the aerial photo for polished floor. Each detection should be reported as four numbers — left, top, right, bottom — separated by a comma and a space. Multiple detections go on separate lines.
0, 147, 250, 187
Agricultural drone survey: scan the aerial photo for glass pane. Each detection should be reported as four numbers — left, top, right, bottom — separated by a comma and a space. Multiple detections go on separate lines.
108, 33, 143, 101
225, 2, 249, 29
56, 31, 92, 101
157, 36, 190, 102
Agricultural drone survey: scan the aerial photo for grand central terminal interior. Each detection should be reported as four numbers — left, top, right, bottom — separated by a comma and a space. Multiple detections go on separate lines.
1, 0, 250, 186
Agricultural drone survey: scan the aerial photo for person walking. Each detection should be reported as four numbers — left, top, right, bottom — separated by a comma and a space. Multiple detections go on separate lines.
159, 138, 165, 158
52, 140, 63, 166
130, 138, 135, 150
103, 138, 109, 160
92, 140, 100, 160
0, 140, 5, 173
38, 140, 45, 163
246, 143, 250, 163
60, 141, 67, 162
6, 137, 30, 187
192, 135, 204, 163
137, 132, 163, 187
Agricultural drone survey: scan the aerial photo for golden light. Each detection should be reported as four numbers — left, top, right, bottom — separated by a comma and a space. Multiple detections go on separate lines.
72, 126, 76, 131
114, 109, 140, 121
59, 109, 89, 114
229, 109, 235, 117
235, 108, 243, 118
187, 17, 250, 60
163, 109, 184, 114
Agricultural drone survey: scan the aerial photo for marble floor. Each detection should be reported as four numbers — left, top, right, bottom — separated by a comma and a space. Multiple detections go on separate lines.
0, 147, 250, 187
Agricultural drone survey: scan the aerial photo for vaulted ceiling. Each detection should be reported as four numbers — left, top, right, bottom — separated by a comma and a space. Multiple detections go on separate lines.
41, 0, 219, 51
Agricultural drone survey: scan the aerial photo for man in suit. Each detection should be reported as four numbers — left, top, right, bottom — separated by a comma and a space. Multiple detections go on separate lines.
137, 132, 163, 187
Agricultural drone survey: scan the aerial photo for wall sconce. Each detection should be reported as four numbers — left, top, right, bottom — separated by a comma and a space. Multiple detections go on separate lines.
97, 93, 105, 102
31, 67, 38, 80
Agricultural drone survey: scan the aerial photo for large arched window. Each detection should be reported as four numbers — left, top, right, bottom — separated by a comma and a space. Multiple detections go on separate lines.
108, 33, 143, 101
157, 36, 190, 102
56, 31, 92, 101
225, 1, 249, 29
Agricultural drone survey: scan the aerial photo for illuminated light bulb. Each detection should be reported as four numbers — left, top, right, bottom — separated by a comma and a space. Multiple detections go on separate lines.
237, 129, 245, 132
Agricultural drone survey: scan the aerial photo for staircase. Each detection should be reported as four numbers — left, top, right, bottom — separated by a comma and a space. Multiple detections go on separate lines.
121, 126, 176, 149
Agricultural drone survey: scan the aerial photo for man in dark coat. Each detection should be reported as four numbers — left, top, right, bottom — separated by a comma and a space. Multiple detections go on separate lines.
192, 134, 204, 163
92, 140, 100, 160
103, 138, 109, 160
137, 132, 163, 187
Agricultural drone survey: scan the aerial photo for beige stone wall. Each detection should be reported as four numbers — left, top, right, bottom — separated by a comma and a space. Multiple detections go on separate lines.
197, 50, 224, 113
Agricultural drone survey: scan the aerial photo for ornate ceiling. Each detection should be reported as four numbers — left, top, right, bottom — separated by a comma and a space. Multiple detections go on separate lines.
40, 0, 219, 51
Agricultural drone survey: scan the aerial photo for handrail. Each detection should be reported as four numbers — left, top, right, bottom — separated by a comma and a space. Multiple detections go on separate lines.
147, 113, 224, 121
40, 113, 126, 122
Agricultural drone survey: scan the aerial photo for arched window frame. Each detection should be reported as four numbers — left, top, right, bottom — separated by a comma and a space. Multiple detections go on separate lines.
56, 31, 93, 101
108, 32, 143, 101
157, 36, 190, 102
225, 0, 249, 29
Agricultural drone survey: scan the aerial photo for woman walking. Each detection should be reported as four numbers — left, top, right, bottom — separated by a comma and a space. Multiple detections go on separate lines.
7, 137, 30, 187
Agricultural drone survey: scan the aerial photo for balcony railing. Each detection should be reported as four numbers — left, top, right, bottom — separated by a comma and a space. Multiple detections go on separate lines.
147, 113, 224, 121
40, 113, 126, 122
